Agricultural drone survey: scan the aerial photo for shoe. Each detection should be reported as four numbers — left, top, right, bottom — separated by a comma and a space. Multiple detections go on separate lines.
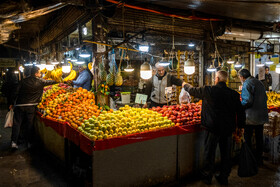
11, 141, 18, 149
215, 175, 228, 185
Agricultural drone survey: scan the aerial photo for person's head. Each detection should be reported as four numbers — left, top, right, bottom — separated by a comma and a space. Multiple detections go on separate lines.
155, 62, 166, 77
238, 68, 251, 83
31, 66, 41, 77
215, 70, 228, 84
265, 66, 270, 74
78, 64, 87, 72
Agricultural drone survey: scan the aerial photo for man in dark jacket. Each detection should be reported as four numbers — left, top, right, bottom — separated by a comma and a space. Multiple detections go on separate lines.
239, 69, 268, 165
144, 63, 182, 107
1, 68, 18, 109
183, 70, 245, 185
11, 66, 56, 149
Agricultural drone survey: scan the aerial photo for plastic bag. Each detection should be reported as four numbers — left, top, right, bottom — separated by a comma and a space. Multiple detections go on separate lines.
4, 109, 14, 128
238, 141, 258, 177
179, 88, 191, 104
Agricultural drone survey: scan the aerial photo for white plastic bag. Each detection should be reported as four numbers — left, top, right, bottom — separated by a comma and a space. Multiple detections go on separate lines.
4, 109, 14, 128
179, 88, 191, 104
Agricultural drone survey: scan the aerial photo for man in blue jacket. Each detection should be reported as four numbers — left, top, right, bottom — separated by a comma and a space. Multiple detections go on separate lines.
72, 64, 92, 91
238, 69, 268, 166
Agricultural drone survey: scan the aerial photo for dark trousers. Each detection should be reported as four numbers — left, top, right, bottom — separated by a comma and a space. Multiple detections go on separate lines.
244, 125, 264, 163
202, 131, 232, 179
11, 106, 36, 144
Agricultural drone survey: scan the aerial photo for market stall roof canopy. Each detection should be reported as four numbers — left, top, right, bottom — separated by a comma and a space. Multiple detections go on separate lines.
131, 0, 280, 23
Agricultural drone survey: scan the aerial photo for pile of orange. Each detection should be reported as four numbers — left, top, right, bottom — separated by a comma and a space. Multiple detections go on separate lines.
39, 87, 101, 129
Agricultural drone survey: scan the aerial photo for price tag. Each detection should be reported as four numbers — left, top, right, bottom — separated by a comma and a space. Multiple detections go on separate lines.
135, 94, 148, 104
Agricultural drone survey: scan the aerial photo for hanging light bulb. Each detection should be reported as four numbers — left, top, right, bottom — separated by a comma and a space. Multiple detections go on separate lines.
207, 64, 216, 72
158, 57, 170, 67
124, 56, 134, 72
71, 56, 78, 62
184, 54, 195, 75
265, 55, 273, 65
256, 58, 264, 67
76, 59, 85, 65
124, 64, 134, 72
276, 63, 280, 74
62, 65, 71, 73
234, 56, 242, 68
140, 61, 152, 79
19, 65, 24, 72
234, 61, 242, 68
79, 47, 91, 58
188, 40, 195, 47
227, 58, 234, 64
51, 58, 59, 65
46, 64, 54, 71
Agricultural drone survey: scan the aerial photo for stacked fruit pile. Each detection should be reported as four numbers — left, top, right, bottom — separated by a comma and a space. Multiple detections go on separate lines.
267, 92, 280, 109
38, 84, 99, 128
151, 103, 201, 126
77, 105, 175, 140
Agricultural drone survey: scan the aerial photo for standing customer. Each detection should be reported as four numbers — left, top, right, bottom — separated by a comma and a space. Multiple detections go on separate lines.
238, 69, 268, 165
11, 66, 56, 149
183, 70, 245, 185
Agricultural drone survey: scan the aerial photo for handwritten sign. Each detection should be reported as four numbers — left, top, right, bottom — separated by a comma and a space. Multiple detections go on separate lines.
135, 94, 148, 104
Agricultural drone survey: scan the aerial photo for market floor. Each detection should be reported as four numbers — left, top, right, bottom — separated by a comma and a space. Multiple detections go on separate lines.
1, 105, 280, 187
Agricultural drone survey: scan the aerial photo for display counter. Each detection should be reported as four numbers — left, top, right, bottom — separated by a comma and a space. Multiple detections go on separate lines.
34, 112, 205, 186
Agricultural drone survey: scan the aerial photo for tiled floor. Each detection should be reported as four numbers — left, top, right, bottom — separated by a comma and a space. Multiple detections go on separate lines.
1, 103, 280, 187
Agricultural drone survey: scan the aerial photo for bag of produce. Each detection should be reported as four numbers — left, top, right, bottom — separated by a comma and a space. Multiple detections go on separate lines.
238, 140, 258, 177
179, 88, 191, 104
4, 109, 14, 128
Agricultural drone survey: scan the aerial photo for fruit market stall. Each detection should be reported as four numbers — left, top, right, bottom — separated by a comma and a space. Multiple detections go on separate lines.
34, 83, 207, 186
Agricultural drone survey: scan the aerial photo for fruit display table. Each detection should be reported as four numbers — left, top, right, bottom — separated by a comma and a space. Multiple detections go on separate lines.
34, 112, 206, 186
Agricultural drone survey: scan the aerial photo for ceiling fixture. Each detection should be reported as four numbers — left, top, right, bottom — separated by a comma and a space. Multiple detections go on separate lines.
19, 66, 24, 72
76, 58, 85, 65
227, 58, 234, 64
51, 58, 59, 65
24, 63, 33, 66
158, 57, 170, 67
256, 58, 264, 67
124, 56, 134, 72
140, 61, 152, 79
82, 26, 88, 35
184, 52, 195, 75
79, 46, 91, 58
46, 65, 54, 71
62, 65, 71, 73
207, 64, 216, 72
71, 56, 78, 62
139, 45, 149, 52
265, 56, 274, 65
188, 40, 195, 47
234, 61, 242, 68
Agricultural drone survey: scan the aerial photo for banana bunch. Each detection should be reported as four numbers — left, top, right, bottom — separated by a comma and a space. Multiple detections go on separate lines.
64, 70, 77, 81
43, 70, 52, 79
267, 92, 280, 108
49, 67, 63, 82
88, 62, 93, 71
